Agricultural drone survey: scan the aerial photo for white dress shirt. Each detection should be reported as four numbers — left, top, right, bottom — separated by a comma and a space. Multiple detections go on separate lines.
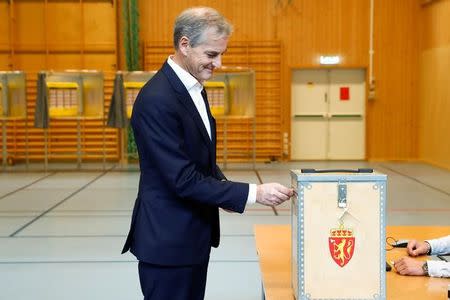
426, 235, 450, 278
167, 57, 211, 139
167, 57, 256, 205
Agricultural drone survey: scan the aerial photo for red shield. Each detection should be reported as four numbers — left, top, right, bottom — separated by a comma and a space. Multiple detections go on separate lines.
328, 236, 355, 267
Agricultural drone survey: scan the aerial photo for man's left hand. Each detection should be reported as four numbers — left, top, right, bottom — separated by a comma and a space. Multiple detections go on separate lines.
393, 257, 427, 276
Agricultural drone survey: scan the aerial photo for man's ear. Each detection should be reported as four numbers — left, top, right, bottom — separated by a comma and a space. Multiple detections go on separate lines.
178, 36, 190, 56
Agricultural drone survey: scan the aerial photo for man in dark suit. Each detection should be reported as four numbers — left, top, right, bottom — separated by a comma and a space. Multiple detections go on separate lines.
122, 6, 293, 300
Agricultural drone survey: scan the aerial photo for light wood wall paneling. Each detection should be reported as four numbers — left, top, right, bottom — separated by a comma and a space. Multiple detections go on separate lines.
139, 1, 277, 43
276, 0, 370, 67
3, 0, 117, 70
366, 0, 420, 161
0, 0, 13, 69
419, 0, 450, 170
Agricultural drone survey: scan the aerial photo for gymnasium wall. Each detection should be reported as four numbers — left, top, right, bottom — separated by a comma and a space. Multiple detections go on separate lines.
139, 0, 421, 161
2, 0, 448, 166
419, 0, 450, 170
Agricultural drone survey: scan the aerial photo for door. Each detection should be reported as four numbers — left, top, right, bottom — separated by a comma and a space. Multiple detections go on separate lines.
291, 70, 328, 159
291, 69, 366, 160
328, 69, 365, 159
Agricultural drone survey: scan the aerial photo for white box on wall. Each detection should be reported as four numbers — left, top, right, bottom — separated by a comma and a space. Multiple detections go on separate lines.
291, 169, 387, 300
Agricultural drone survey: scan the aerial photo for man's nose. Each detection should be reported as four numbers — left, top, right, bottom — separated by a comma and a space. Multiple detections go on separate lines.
212, 55, 222, 68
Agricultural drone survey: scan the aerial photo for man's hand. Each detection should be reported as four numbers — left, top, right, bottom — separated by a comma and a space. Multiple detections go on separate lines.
407, 240, 430, 257
256, 183, 294, 206
393, 257, 427, 276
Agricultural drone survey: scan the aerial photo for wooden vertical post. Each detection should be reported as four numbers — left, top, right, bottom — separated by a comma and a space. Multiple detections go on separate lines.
8, 0, 15, 70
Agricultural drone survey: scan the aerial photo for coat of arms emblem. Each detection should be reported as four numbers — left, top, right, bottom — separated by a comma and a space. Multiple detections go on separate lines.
328, 222, 355, 267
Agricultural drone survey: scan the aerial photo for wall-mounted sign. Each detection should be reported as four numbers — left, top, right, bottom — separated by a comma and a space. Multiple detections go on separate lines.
340, 86, 350, 100
320, 55, 340, 65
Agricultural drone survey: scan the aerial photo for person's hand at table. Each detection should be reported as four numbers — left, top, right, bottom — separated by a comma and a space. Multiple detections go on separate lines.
406, 239, 431, 257
393, 256, 426, 276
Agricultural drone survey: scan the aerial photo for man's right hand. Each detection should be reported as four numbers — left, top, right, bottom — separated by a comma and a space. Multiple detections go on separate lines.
256, 183, 294, 206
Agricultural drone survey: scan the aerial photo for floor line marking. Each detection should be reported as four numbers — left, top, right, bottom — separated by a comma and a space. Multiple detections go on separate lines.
0, 172, 56, 201
379, 164, 450, 197
9, 167, 114, 237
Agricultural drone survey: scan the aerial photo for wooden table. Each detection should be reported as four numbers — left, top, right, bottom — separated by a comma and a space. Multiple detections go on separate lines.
254, 225, 450, 300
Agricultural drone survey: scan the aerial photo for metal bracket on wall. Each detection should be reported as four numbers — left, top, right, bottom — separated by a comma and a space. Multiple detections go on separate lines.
338, 181, 347, 208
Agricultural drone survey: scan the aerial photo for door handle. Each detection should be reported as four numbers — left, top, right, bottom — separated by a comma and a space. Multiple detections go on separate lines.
329, 114, 363, 118
293, 114, 326, 118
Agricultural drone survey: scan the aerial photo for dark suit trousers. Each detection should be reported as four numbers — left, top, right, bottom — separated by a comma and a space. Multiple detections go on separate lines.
138, 260, 209, 300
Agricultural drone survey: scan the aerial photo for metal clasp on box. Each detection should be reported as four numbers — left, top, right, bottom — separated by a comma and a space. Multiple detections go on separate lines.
338, 180, 347, 208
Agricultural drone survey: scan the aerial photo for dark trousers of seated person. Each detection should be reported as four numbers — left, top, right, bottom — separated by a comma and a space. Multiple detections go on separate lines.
138, 260, 209, 300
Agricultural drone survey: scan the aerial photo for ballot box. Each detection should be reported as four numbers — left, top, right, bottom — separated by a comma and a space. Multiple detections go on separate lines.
0, 71, 27, 167
45, 70, 104, 118
204, 81, 227, 116
0, 71, 27, 118
291, 169, 387, 300
122, 71, 156, 118
205, 67, 255, 117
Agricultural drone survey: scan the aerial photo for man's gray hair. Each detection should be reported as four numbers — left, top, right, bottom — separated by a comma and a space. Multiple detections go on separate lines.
173, 7, 233, 50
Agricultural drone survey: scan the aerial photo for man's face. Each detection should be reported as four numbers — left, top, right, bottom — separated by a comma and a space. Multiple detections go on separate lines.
182, 27, 228, 82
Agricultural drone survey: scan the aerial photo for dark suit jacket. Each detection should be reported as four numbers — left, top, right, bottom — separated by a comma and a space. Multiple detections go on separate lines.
122, 61, 249, 266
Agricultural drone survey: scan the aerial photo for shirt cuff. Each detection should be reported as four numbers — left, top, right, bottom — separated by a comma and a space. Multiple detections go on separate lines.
426, 260, 450, 278
426, 236, 450, 255
246, 184, 257, 205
